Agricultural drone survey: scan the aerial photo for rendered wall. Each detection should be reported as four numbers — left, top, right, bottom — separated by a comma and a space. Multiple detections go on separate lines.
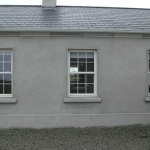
0, 36, 150, 128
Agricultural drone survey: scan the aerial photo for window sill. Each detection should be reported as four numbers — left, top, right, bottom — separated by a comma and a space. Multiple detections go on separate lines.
64, 97, 102, 103
0, 98, 17, 104
145, 97, 150, 102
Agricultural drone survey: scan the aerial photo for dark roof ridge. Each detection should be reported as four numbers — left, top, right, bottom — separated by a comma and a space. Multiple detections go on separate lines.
57, 5, 150, 10
0, 5, 150, 11
0, 5, 41, 7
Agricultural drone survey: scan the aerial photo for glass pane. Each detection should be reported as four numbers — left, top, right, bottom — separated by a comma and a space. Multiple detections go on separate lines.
4, 74, 11, 83
79, 63, 86, 72
78, 84, 86, 93
0, 54, 3, 61
4, 52, 11, 55
149, 86, 150, 93
4, 55, 11, 61
78, 74, 86, 83
87, 84, 94, 93
70, 75, 78, 83
87, 63, 94, 72
4, 84, 11, 94
87, 74, 94, 83
70, 52, 77, 62
0, 84, 3, 94
0, 74, 3, 83
87, 52, 94, 58
70, 84, 77, 93
0, 63, 3, 72
79, 52, 86, 62
4, 62, 11, 72
87, 52, 94, 62
70, 62, 77, 68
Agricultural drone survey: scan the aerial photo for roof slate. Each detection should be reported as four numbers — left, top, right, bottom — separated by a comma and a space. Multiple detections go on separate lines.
1, 5, 150, 33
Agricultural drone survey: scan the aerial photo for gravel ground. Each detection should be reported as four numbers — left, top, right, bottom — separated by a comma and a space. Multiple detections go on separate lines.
0, 125, 150, 150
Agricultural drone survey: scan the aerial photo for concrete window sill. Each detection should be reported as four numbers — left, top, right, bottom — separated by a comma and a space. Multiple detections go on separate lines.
0, 98, 17, 104
64, 97, 102, 103
145, 97, 150, 102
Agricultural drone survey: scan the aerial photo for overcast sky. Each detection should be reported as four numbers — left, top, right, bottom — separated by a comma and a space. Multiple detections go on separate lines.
0, 0, 150, 9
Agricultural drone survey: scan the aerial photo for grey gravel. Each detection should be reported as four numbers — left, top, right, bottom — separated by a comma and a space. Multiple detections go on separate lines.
0, 125, 150, 150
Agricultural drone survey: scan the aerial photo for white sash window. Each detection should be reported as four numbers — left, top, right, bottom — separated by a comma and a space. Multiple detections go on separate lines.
68, 50, 97, 97
0, 51, 13, 97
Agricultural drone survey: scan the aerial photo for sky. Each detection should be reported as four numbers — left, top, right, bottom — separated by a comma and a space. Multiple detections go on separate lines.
0, 0, 150, 9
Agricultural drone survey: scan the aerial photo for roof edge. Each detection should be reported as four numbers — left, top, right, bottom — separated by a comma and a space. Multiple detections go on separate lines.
0, 28, 150, 34
0, 5, 150, 10
0, 5, 41, 7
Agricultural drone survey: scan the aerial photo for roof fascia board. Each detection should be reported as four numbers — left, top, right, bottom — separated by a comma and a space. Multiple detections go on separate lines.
83, 33, 114, 38
19, 32, 82, 37
113, 33, 143, 38
0, 32, 19, 36
19, 32, 50, 36
50, 32, 82, 37
1, 29, 150, 38
1, 28, 150, 34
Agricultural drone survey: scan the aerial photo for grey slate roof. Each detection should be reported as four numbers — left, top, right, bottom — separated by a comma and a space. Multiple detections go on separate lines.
1, 5, 150, 33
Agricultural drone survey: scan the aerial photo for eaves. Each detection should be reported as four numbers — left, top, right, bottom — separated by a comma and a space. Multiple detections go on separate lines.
0, 28, 150, 38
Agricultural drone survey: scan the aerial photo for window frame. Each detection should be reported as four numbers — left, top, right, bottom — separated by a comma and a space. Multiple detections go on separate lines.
148, 50, 150, 97
0, 50, 13, 98
68, 49, 97, 98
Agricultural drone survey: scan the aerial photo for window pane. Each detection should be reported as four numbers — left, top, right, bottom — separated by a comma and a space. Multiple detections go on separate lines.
70, 75, 78, 83
70, 52, 77, 62
0, 84, 3, 94
87, 84, 94, 93
87, 52, 94, 62
79, 63, 86, 72
4, 55, 11, 61
4, 84, 11, 94
87, 74, 94, 83
149, 86, 150, 93
78, 74, 86, 83
70, 84, 77, 93
4, 52, 11, 55
4, 74, 11, 83
70, 62, 77, 68
79, 52, 86, 62
4, 62, 11, 72
0, 74, 3, 83
0, 63, 3, 72
0, 54, 3, 61
78, 84, 86, 93
78, 74, 94, 83
87, 63, 94, 72
87, 52, 94, 58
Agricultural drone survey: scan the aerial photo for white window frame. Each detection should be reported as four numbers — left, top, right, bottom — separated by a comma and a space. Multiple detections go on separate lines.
0, 50, 13, 98
68, 49, 97, 98
148, 50, 150, 97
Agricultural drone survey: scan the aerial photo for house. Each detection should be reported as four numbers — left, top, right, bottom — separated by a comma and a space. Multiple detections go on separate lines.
0, 0, 150, 128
